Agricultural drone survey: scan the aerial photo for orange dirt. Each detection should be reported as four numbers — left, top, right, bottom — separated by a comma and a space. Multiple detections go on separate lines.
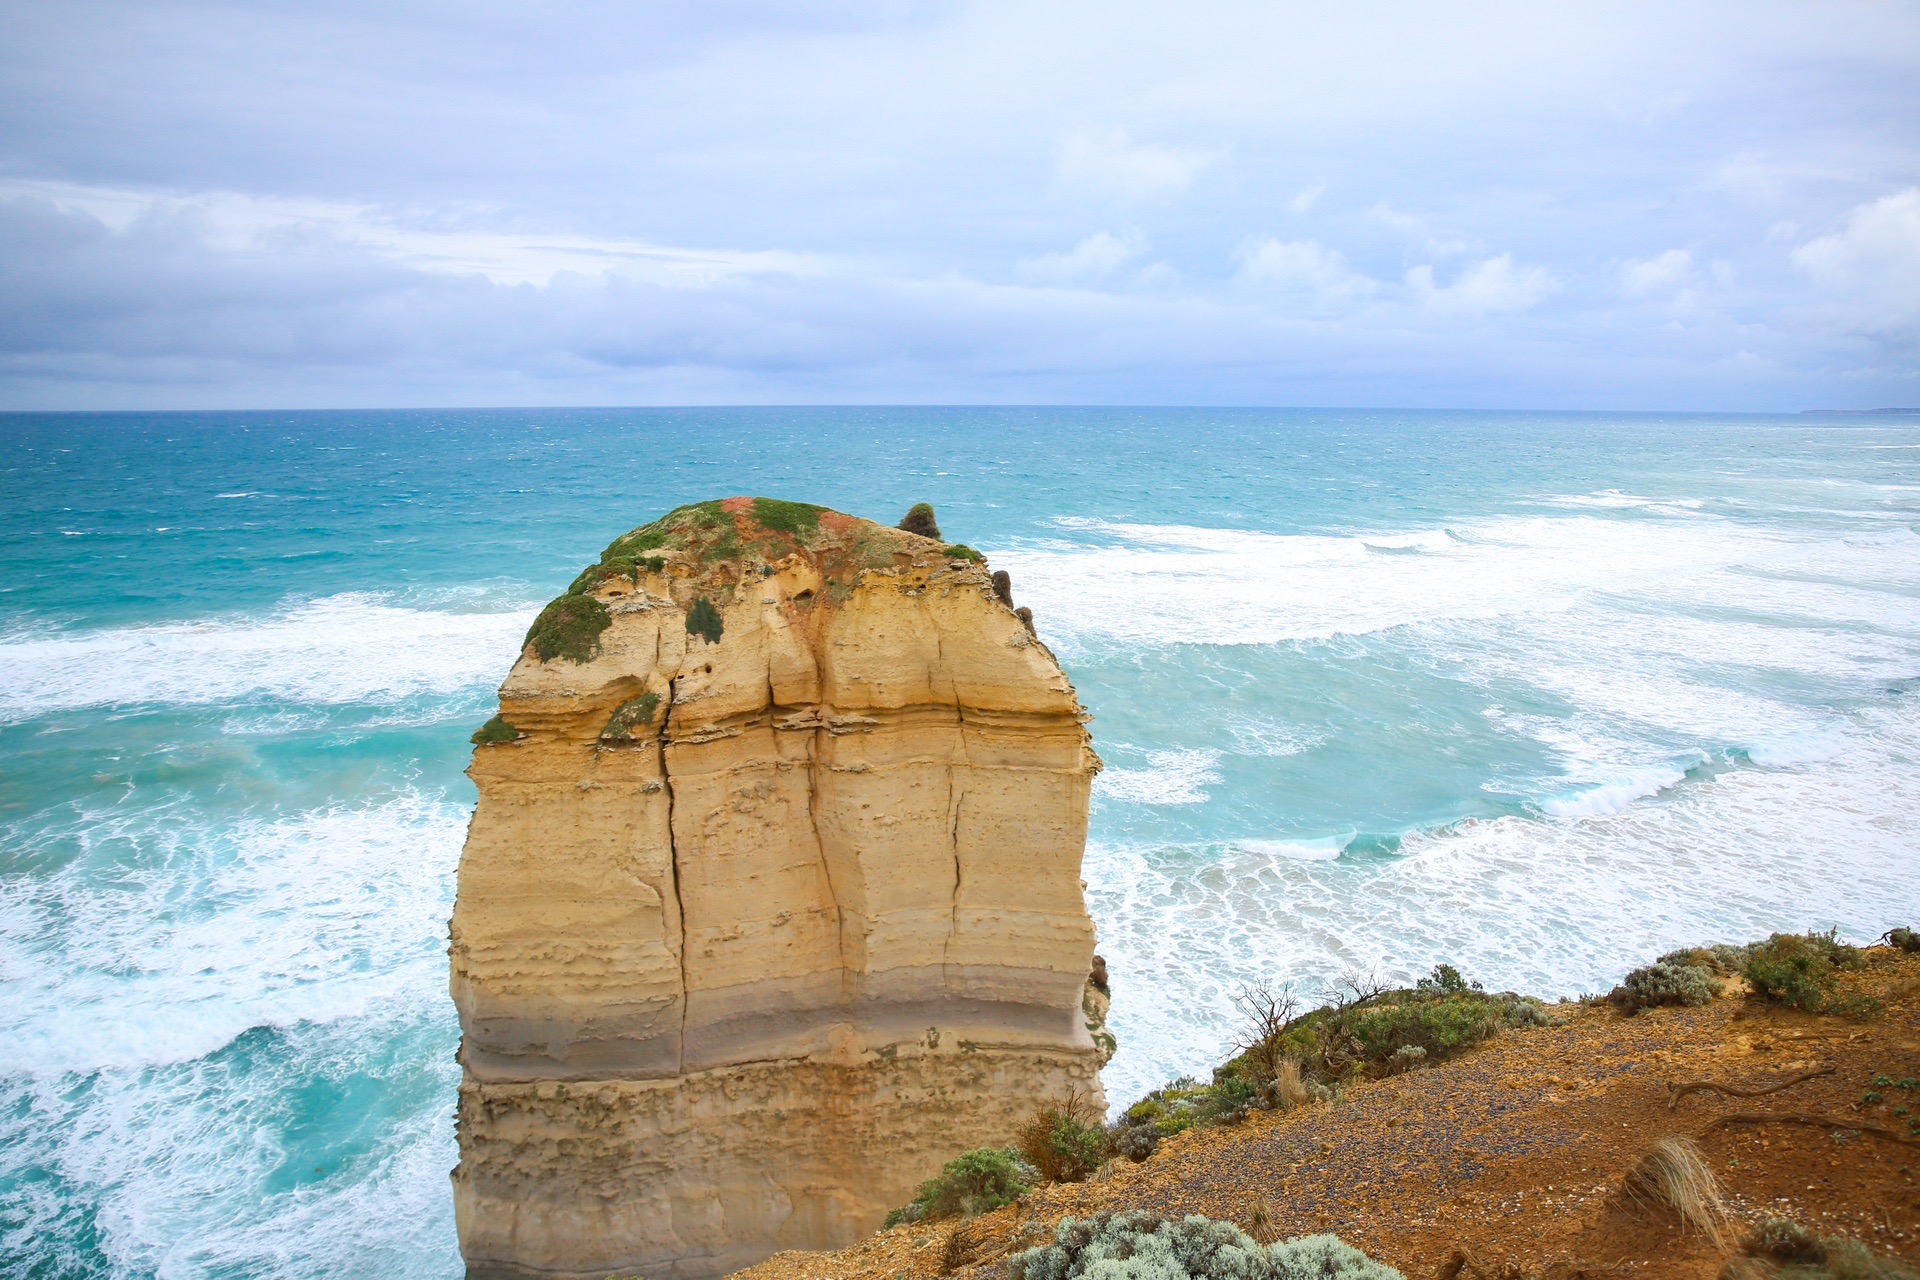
733, 947, 1920, 1280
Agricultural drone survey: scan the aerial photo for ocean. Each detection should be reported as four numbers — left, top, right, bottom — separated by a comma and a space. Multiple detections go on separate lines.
2, 407, 1916, 1278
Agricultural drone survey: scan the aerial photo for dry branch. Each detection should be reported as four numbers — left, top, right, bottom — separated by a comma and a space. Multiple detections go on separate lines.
1666, 1064, 1834, 1110
1701, 1111, 1920, 1145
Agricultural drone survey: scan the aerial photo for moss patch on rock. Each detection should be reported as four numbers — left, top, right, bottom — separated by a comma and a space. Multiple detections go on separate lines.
602, 692, 662, 741
686, 597, 724, 644
471, 715, 521, 745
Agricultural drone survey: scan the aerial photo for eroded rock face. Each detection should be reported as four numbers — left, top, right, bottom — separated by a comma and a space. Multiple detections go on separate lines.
450, 499, 1109, 1280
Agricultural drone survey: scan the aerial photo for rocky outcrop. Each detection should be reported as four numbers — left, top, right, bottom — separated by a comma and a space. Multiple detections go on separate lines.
449, 499, 1109, 1280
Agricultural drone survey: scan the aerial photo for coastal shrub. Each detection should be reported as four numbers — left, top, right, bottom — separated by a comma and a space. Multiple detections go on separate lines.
601, 692, 661, 741
1661, 943, 1758, 976
471, 715, 520, 746
884, 1147, 1032, 1227
1016, 1092, 1109, 1184
898, 502, 942, 540
1011, 1212, 1403, 1280
1609, 960, 1718, 1013
1111, 1121, 1160, 1162
1269, 1236, 1404, 1280
1201, 1074, 1260, 1125
1122, 1080, 1209, 1137
685, 597, 724, 644
1214, 966, 1553, 1107
525, 592, 612, 663
1745, 930, 1874, 1015
1115, 966, 1560, 1156
1726, 1218, 1920, 1280
944, 543, 986, 563
1746, 1219, 1826, 1264
1387, 1045, 1427, 1074
1880, 927, 1920, 953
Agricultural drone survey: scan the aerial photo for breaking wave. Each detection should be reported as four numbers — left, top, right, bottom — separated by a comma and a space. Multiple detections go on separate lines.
0, 594, 533, 720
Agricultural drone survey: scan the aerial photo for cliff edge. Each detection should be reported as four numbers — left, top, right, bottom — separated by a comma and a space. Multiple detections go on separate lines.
449, 498, 1110, 1280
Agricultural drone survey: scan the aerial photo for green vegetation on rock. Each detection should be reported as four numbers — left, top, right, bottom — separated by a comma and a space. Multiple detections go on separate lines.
898, 502, 942, 540
527, 497, 976, 664
471, 715, 520, 746
686, 597, 724, 643
602, 692, 662, 740
943, 543, 986, 563
525, 593, 613, 664
751, 497, 827, 537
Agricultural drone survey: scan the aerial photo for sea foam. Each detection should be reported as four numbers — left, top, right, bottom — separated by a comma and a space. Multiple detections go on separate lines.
998, 512, 1807, 653
1089, 699, 1920, 1102
0, 593, 532, 720
0, 791, 465, 1075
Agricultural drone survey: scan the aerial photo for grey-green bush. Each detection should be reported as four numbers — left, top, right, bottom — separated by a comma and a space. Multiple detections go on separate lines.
1270, 1235, 1406, 1280
1609, 961, 1717, 1013
1728, 1217, 1920, 1279
1011, 1211, 1403, 1280
1111, 1122, 1159, 1162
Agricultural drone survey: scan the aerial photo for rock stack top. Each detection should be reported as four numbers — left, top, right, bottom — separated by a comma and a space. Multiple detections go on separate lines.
518, 497, 993, 667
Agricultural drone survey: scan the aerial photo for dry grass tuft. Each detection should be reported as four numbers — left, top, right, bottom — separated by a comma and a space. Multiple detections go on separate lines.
1623, 1136, 1730, 1247
1246, 1199, 1278, 1245
1273, 1058, 1312, 1110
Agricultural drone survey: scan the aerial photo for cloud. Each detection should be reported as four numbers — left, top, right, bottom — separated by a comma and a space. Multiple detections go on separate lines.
1234, 238, 1377, 303
0, 180, 824, 288
1790, 188, 1920, 331
1287, 183, 1327, 214
0, 3, 1918, 407
1621, 248, 1693, 296
1406, 254, 1556, 314
1018, 231, 1147, 283
1056, 130, 1213, 198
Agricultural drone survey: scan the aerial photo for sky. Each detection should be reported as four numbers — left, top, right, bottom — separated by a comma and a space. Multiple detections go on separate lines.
1, 1, 1918, 411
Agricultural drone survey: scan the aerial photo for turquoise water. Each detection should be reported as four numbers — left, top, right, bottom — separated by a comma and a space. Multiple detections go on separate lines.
2, 407, 1917, 1278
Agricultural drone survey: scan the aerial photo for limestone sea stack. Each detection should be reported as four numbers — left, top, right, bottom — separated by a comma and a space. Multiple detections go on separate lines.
449, 499, 1112, 1280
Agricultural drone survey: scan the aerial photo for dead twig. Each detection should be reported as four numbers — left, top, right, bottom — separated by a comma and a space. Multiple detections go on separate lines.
1666, 1064, 1834, 1110
1701, 1111, 1920, 1145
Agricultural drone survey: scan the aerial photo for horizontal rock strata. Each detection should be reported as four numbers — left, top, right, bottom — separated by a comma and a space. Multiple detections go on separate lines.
449, 499, 1109, 1280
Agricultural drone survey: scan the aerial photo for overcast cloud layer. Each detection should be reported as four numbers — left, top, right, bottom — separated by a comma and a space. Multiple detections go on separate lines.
1, 1, 1917, 409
